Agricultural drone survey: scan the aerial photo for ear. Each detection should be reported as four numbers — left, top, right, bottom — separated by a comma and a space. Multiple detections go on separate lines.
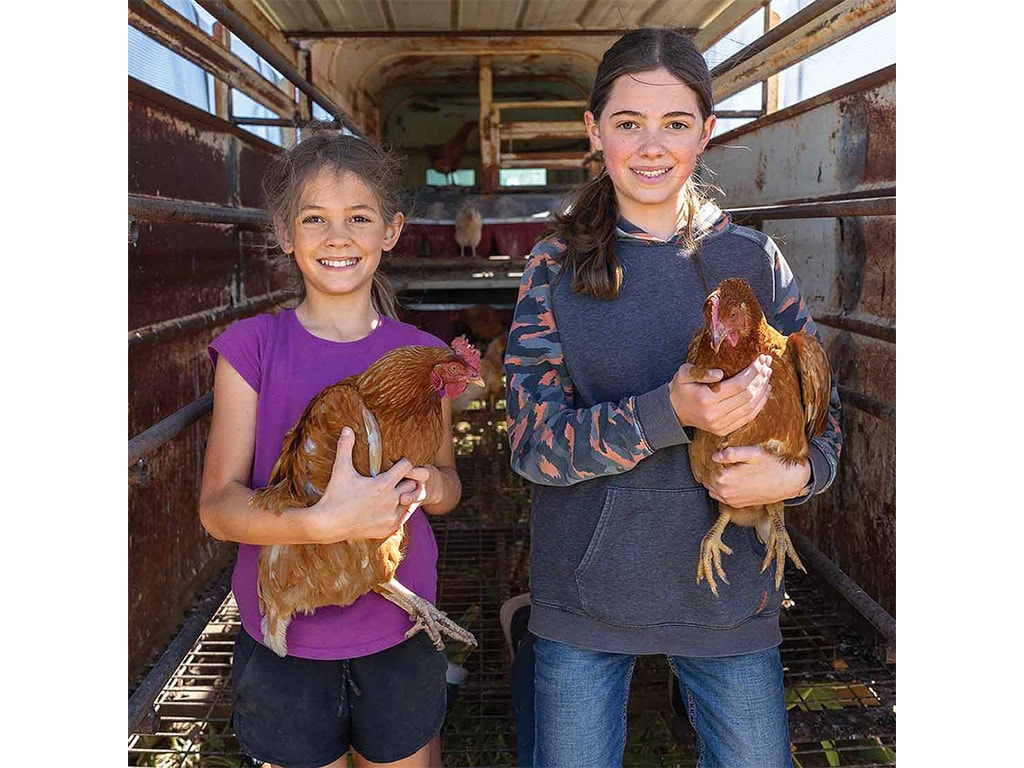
698, 114, 716, 153
584, 111, 602, 153
274, 217, 294, 254
382, 211, 405, 251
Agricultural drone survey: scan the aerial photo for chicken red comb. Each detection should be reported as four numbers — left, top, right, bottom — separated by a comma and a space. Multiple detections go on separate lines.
451, 335, 481, 372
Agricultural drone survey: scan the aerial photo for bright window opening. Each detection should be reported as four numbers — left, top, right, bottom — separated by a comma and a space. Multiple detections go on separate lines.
426, 169, 476, 186
500, 169, 547, 187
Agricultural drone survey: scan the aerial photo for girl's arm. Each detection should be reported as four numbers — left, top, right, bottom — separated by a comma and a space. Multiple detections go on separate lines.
399, 397, 462, 516
199, 357, 422, 545
505, 243, 771, 487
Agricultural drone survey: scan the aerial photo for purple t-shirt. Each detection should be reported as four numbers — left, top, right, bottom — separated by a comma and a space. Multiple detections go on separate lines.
208, 308, 447, 659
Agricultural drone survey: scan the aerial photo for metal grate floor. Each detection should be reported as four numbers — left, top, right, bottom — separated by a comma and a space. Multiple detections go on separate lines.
129, 409, 895, 767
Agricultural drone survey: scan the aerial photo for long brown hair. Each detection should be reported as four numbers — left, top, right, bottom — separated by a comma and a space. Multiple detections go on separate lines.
551, 28, 716, 300
262, 126, 403, 319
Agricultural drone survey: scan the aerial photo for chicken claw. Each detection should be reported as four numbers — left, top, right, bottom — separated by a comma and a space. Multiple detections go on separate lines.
696, 512, 733, 598
375, 578, 477, 650
760, 507, 806, 590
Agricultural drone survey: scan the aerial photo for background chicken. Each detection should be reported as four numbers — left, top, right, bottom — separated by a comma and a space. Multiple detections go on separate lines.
250, 337, 484, 656
426, 120, 478, 184
451, 335, 507, 414
459, 303, 506, 342
455, 205, 483, 258
687, 277, 832, 596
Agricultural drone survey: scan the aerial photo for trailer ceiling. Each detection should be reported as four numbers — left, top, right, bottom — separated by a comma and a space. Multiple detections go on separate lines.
256, 0, 761, 40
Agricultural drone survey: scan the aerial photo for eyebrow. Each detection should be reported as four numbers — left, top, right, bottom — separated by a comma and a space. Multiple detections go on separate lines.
608, 110, 698, 120
298, 203, 378, 213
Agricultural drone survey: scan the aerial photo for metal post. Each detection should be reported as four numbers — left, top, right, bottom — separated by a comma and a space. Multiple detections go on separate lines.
195, 0, 359, 133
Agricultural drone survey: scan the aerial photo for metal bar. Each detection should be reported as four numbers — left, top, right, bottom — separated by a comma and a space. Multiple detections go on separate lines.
692, 0, 763, 50
790, 529, 896, 663
711, 0, 846, 79
710, 65, 895, 146
391, 277, 524, 291
815, 312, 895, 343
710, 0, 894, 104
726, 196, 894, 221
404, 215, 553, 225
386, 258, 527, 272
283, 28, 691, 39
128, 393, 214, 468
129, 194, 270, 229
129, 290, 296, 350
715, 109, 763, 118
128, 567, 233, 734
493, 100, 589, 111
839, 385, 895, 421
194, 0, 359, 133
231, 116, 309, 127
128, 0, 297, 118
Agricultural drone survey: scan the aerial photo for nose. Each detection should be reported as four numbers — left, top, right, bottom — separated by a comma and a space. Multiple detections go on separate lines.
638, 126, 665, 157
325, 220, 352, 247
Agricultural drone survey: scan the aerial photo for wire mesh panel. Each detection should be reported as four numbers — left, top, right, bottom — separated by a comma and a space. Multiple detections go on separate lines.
128, 407, 895, 767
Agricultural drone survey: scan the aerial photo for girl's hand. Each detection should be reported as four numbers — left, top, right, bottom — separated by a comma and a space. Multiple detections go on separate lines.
398, 465, 439, 509
310, 427, 422, 542
669, 355, 773, 436
706, 446, 811, 508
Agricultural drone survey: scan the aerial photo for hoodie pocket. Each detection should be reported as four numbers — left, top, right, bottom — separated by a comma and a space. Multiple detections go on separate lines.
573, 487, 774, 628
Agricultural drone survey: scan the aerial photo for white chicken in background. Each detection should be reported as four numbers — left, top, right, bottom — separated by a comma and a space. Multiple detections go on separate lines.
455, 205, 483, 258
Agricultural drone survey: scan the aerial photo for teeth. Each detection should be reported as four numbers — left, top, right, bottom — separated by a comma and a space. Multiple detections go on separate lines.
319, 258, 358, 268
634, 168, 671, 178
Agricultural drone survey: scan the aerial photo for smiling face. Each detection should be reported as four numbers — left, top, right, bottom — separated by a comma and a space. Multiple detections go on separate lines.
584, 67, 715, 236
281, 168, 404, 303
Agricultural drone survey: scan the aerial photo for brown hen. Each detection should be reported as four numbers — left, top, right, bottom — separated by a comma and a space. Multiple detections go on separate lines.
687, 278, 832, 596
251, 337, 484, 656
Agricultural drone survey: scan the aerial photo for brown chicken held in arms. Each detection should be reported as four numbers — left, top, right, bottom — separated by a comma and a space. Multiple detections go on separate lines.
687, 278, 832, 596
251, 337, 484, 657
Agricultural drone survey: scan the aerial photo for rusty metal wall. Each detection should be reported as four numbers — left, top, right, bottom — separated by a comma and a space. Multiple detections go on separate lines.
128, 78, 282, 684
702, 67, 896, 615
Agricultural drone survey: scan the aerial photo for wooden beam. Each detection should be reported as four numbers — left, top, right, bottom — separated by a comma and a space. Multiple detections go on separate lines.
499, 120, 588, 140
479, 56, 498, 192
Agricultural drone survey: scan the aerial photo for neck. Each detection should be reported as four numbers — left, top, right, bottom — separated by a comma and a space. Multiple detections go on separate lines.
295, 292, 380, 343
617, 191, 690, 241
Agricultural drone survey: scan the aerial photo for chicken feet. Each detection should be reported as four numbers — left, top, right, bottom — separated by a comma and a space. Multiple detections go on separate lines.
759, 504, 806, 590
375, 578, 477, 650
696, 511, 733, 598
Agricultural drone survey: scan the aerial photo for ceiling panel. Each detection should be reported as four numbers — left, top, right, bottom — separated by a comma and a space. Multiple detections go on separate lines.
258, 0, 738, 33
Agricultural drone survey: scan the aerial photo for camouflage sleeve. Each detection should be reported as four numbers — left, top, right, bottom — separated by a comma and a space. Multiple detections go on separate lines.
504, 241, 655, 486
767, 239, 843, 504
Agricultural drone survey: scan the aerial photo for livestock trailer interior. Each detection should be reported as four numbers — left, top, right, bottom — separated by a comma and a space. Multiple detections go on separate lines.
126, 1, 897, 765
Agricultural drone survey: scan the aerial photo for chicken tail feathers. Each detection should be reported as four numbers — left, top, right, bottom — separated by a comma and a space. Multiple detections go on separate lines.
787, 331, 832, 440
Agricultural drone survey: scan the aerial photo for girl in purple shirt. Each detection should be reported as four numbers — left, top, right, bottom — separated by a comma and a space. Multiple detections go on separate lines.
200, 131, 462, 768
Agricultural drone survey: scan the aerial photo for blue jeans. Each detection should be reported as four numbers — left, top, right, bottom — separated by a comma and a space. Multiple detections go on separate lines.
529, 637, 792, 768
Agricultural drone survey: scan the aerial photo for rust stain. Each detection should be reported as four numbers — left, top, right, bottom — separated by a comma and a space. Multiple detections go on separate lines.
863, 98, 896, 184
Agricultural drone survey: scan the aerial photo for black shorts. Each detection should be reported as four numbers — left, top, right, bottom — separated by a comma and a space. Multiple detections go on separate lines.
231, 628, 448, 768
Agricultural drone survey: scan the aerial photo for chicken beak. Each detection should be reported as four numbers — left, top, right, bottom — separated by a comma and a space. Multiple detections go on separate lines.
710, 325, 726, 354
469, 375, 485, 387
